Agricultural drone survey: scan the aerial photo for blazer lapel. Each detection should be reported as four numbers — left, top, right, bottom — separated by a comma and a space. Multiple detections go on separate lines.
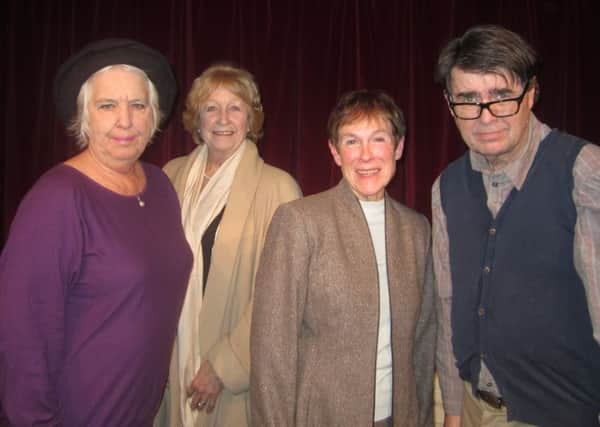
385, 196, 421, 339
334, 180, 381, 316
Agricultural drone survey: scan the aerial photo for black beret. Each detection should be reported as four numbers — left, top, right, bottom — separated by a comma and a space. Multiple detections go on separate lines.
53, 38, 177, 125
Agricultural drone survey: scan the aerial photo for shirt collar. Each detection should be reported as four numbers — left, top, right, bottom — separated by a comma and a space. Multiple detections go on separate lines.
469, 113, 551, 190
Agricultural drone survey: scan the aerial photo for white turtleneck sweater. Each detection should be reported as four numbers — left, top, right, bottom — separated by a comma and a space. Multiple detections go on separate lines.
359, 199, 392, 422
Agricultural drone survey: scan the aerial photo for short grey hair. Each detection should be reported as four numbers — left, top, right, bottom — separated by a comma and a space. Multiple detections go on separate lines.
68, 64, 162, 148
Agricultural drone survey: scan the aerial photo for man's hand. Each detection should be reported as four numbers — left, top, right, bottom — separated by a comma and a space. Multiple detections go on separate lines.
186, 360, 224, 413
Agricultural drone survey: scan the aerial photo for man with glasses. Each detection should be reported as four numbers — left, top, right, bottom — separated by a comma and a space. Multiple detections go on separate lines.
432, 25, 600, 427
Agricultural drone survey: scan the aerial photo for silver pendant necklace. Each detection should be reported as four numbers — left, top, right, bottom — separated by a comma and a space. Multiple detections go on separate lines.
136, 194, 145, 207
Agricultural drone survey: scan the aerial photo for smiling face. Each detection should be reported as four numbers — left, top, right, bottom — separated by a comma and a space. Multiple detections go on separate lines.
448, 68, 535, 169
85, 66, 154, 169
329, 115, 404, 201
197, 86, 250, 163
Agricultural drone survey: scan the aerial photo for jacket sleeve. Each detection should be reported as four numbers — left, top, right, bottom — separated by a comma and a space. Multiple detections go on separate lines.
0, 180, 81, 426
413, 215, 437, 427
250, 203, 310, 427
206, 175, 303, 393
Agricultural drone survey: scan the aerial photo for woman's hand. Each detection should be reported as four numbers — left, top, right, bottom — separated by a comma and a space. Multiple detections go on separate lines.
186, 360, 224, 413
444, 415, 461, 427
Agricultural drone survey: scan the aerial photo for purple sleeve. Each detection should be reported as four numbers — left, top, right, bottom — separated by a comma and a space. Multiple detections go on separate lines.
0, 175, 82, 425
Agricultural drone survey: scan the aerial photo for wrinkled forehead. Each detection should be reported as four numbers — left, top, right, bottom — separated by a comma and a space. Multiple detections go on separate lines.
336, 112, 402, 148
339, 109, 391, 132
448, 67, 521, 94
88, 65, 149, 97
201, 80, 251, 106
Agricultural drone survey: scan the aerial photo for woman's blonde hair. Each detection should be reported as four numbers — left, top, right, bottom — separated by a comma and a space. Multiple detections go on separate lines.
182, 64, 264, 145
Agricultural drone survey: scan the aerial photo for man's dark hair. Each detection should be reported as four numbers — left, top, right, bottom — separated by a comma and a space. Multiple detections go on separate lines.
435, 25, 541, 95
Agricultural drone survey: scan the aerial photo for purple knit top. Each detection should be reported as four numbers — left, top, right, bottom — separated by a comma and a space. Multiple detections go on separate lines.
0, 163, 192, 426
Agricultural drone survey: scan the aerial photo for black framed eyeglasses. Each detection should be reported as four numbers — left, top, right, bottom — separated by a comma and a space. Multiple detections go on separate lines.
446, 79, 531, 120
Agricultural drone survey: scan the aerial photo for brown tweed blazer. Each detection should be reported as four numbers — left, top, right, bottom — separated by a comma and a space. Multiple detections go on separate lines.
250, 179, 436, 427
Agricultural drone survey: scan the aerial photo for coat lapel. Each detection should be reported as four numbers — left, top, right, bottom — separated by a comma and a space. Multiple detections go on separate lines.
333, 180, 381, 333
198, 142, 264, 351
385, 195, 421, 339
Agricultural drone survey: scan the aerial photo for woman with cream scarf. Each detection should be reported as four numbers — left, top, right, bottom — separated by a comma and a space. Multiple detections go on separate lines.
157, 64, 301, 427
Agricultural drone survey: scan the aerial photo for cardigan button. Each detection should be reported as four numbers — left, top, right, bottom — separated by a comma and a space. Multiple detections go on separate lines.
483, 266, 491, 274
489, 228, 497, 235
478, 307, 485, 316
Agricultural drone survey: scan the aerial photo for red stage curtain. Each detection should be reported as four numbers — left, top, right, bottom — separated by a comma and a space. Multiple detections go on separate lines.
2, 0, 599, 245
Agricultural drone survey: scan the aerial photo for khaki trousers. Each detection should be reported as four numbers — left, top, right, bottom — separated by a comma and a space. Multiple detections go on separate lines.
462, 383, 537, 427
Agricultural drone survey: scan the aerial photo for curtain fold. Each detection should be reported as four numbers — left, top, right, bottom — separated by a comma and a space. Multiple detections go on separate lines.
2, 0, 599, 245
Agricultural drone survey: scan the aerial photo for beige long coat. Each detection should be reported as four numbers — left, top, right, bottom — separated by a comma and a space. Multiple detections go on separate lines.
159, 142, 301, 427
250, 179, 436, 427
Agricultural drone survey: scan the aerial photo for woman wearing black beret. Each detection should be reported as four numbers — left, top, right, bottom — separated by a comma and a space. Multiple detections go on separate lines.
0, 39, 192, 426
